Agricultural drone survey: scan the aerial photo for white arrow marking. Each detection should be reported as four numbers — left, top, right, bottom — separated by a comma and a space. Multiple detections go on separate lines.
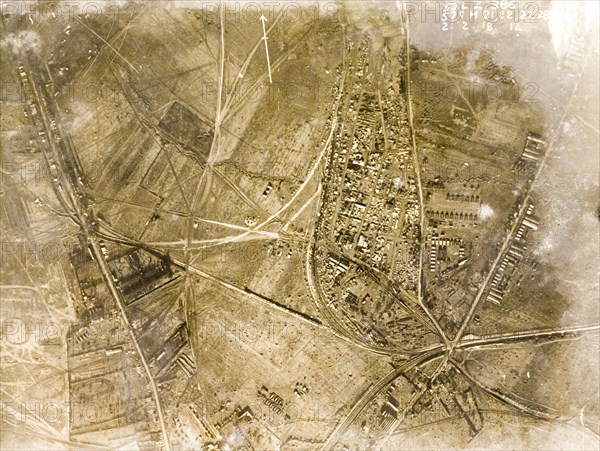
260, 14, 272, 84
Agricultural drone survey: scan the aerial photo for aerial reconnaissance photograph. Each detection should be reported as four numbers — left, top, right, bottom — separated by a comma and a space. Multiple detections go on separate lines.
0, 0, 598, 450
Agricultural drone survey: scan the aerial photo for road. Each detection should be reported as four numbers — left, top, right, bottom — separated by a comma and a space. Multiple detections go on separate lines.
319, 321, 600, 449
297, 56, 423, 355
376, 357, 450, 450
301, 39, 448, 355
27, 64, 172, 451
399, 7, 449, 347
321, 348, 447, 450
182, 1, 225, 317
173, 257, 399, 356
186, 103, 339, 264
219, 10, 285, 119
96, 220, 401, 357
450, 358, 560, 421
455, 324, 600, 350
451, 28, 592, 346
304, 238, 401, 356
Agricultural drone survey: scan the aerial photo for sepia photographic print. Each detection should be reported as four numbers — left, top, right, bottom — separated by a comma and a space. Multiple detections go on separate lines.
1, 1, 599, 450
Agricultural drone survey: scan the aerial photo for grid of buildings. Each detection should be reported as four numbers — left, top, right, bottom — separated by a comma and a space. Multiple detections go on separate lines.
486, 201, 539, 305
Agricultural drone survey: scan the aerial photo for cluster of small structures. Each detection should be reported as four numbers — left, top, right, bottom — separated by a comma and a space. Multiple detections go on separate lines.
360, 365, 483, 440
317, 37, 419, 290
424, 181, 482, 277
4, 3, 593, 449
312, 34, 434, 350
411, 367, 482, 436
377, 385, 401, 432
486, 201, 540, 305
427, 233, 468, 274
513, 132, 547, 175
67, 243, 194, 448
